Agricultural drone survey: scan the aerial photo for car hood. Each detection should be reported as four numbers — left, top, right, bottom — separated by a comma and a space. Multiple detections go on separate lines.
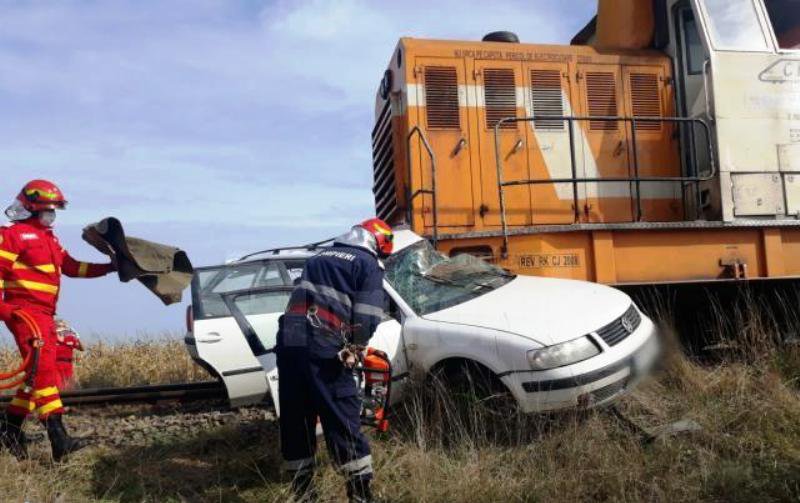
421, 276, 631, 346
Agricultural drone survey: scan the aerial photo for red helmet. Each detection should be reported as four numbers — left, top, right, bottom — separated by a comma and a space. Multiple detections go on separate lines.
360, 218, 394, 257
16, 179, 67, 212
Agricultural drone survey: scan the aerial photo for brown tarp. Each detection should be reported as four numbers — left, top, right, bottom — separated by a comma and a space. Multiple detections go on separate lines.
82, 217, 194, 305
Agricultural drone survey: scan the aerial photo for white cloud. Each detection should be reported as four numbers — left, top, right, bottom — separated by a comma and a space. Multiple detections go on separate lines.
0, 0, 595, 333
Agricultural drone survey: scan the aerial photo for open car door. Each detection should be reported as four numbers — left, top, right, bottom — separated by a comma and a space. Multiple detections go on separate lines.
223, 285, 408, 417
222, 287, 292, 413
190, 260, 301, 407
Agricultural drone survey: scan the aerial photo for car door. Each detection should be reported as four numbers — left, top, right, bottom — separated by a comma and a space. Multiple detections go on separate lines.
189, 260, 290, 406
223, 286, 293, 414
225, 284, 410, 415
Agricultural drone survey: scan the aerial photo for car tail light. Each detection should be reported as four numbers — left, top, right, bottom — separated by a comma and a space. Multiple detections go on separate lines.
186, 305, 193, 333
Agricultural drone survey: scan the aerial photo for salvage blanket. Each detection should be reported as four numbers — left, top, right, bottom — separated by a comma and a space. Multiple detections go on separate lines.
82, 217, 193, 305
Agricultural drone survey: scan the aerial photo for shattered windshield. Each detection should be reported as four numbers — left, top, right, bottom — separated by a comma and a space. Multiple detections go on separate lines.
384, 240, 515, 315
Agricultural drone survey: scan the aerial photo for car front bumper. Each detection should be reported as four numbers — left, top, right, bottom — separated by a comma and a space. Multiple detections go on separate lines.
501, 312, 660, 413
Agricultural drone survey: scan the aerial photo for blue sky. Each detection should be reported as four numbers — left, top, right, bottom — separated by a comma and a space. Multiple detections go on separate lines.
0, 0, 595, 339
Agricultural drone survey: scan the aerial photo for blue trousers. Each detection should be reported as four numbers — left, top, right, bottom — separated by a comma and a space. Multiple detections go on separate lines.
276, 345, 373, 481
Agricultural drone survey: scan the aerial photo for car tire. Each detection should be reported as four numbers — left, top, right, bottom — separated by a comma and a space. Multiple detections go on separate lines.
429, 359, 517, 417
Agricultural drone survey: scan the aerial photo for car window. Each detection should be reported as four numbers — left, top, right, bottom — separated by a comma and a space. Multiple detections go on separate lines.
284, 260, 306, 284
234, 290, 292, 316
256, 264, 285, 288
210, 263, 262, 292
194, 260, 298, 319
231, 290, 292, 352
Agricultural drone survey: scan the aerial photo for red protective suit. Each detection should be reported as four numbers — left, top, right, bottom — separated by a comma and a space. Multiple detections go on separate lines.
55, 328, 82, 390
0, 218, 111, 419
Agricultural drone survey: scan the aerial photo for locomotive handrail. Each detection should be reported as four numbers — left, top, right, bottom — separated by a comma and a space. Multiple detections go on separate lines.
493, 115, 716, 258
407, 125, 438, 247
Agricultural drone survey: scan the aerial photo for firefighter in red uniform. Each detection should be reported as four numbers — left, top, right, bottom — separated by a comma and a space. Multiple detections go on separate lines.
0, 180, 114, 461
55, 319, 83, 391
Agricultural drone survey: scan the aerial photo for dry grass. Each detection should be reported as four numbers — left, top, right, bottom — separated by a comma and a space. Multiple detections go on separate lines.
0, 335, 209, 390
73, 337, 208, 388
0, 298, 798, 501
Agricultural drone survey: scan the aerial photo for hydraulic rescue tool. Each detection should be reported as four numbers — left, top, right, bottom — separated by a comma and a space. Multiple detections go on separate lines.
356, 348, 392, 433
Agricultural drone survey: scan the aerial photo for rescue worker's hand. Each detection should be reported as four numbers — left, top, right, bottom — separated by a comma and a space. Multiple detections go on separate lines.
338, 345, 366, 369
338, 347, 358, 368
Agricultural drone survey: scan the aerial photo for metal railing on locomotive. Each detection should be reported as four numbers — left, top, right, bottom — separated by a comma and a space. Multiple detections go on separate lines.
493, 115, 717, 258
406, 125, 439, 247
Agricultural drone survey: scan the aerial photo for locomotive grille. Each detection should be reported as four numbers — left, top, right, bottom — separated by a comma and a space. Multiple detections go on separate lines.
629, 72, 662, 131
424, 66, 460, 129
586, 71, 618, 131
372, 100, 398, 221
530, 69, 565, 131
596, 304, 641, 346
484, 68, 517, 130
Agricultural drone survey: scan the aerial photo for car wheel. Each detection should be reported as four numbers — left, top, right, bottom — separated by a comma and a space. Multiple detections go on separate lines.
429, 359, 517, 416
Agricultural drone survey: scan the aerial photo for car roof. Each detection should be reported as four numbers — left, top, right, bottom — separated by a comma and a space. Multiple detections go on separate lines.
199, 228, 423, 270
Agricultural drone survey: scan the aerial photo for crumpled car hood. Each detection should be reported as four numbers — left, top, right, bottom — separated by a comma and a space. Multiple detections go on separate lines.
422, 276, 631, 346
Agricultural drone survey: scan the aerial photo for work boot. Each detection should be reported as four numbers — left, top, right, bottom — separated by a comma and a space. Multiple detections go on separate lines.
42, 414, 88, 462
0, 412, 28, 460
346, 476, 375, 503
290, 470, 317, 502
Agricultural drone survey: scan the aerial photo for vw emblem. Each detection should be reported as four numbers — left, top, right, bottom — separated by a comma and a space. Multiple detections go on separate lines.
621, 315, 634, 334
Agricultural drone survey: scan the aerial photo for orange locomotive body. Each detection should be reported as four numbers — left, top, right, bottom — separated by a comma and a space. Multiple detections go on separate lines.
371, 21, 800, 286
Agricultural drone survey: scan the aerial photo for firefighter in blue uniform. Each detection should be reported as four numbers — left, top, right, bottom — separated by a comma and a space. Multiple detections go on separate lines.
276, 218, 394, 503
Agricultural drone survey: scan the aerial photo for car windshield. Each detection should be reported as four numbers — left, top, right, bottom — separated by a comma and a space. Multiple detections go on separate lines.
384, 240, 515, 315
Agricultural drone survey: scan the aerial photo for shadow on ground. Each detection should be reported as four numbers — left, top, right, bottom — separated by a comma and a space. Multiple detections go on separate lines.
90, 417, 286, 502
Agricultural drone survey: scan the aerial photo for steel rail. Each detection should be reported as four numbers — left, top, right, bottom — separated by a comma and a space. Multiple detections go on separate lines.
0, 381, 227, 407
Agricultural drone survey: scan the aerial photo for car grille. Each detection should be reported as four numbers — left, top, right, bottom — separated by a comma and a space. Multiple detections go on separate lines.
596, 304, 641, 346
591, 377, 627, 403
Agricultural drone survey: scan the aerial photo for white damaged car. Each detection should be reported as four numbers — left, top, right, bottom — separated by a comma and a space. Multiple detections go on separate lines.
184, 229, 660, 413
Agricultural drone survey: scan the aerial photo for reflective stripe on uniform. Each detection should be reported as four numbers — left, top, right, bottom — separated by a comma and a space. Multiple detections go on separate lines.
299, 280, 352, 308
339, 455, 373, 476
78, 262, 89, 277
12, 262, 56, 273
9, 398, 35, 411
35, 399, 64, 417
283, 456, 316, 472
0, 249, 18, 263
4, 279, 58, 295
353, 302, 384, 317
32, 386, 59, 399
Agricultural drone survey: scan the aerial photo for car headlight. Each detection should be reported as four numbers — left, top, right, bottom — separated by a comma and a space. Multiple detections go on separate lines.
526, 336, 600, 370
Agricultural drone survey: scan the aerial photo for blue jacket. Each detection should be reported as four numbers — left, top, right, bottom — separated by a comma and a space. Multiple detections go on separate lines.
280, 243, 385, 358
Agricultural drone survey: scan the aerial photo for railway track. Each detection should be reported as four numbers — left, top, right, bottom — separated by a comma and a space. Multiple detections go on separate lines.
0, 380, 228, 407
